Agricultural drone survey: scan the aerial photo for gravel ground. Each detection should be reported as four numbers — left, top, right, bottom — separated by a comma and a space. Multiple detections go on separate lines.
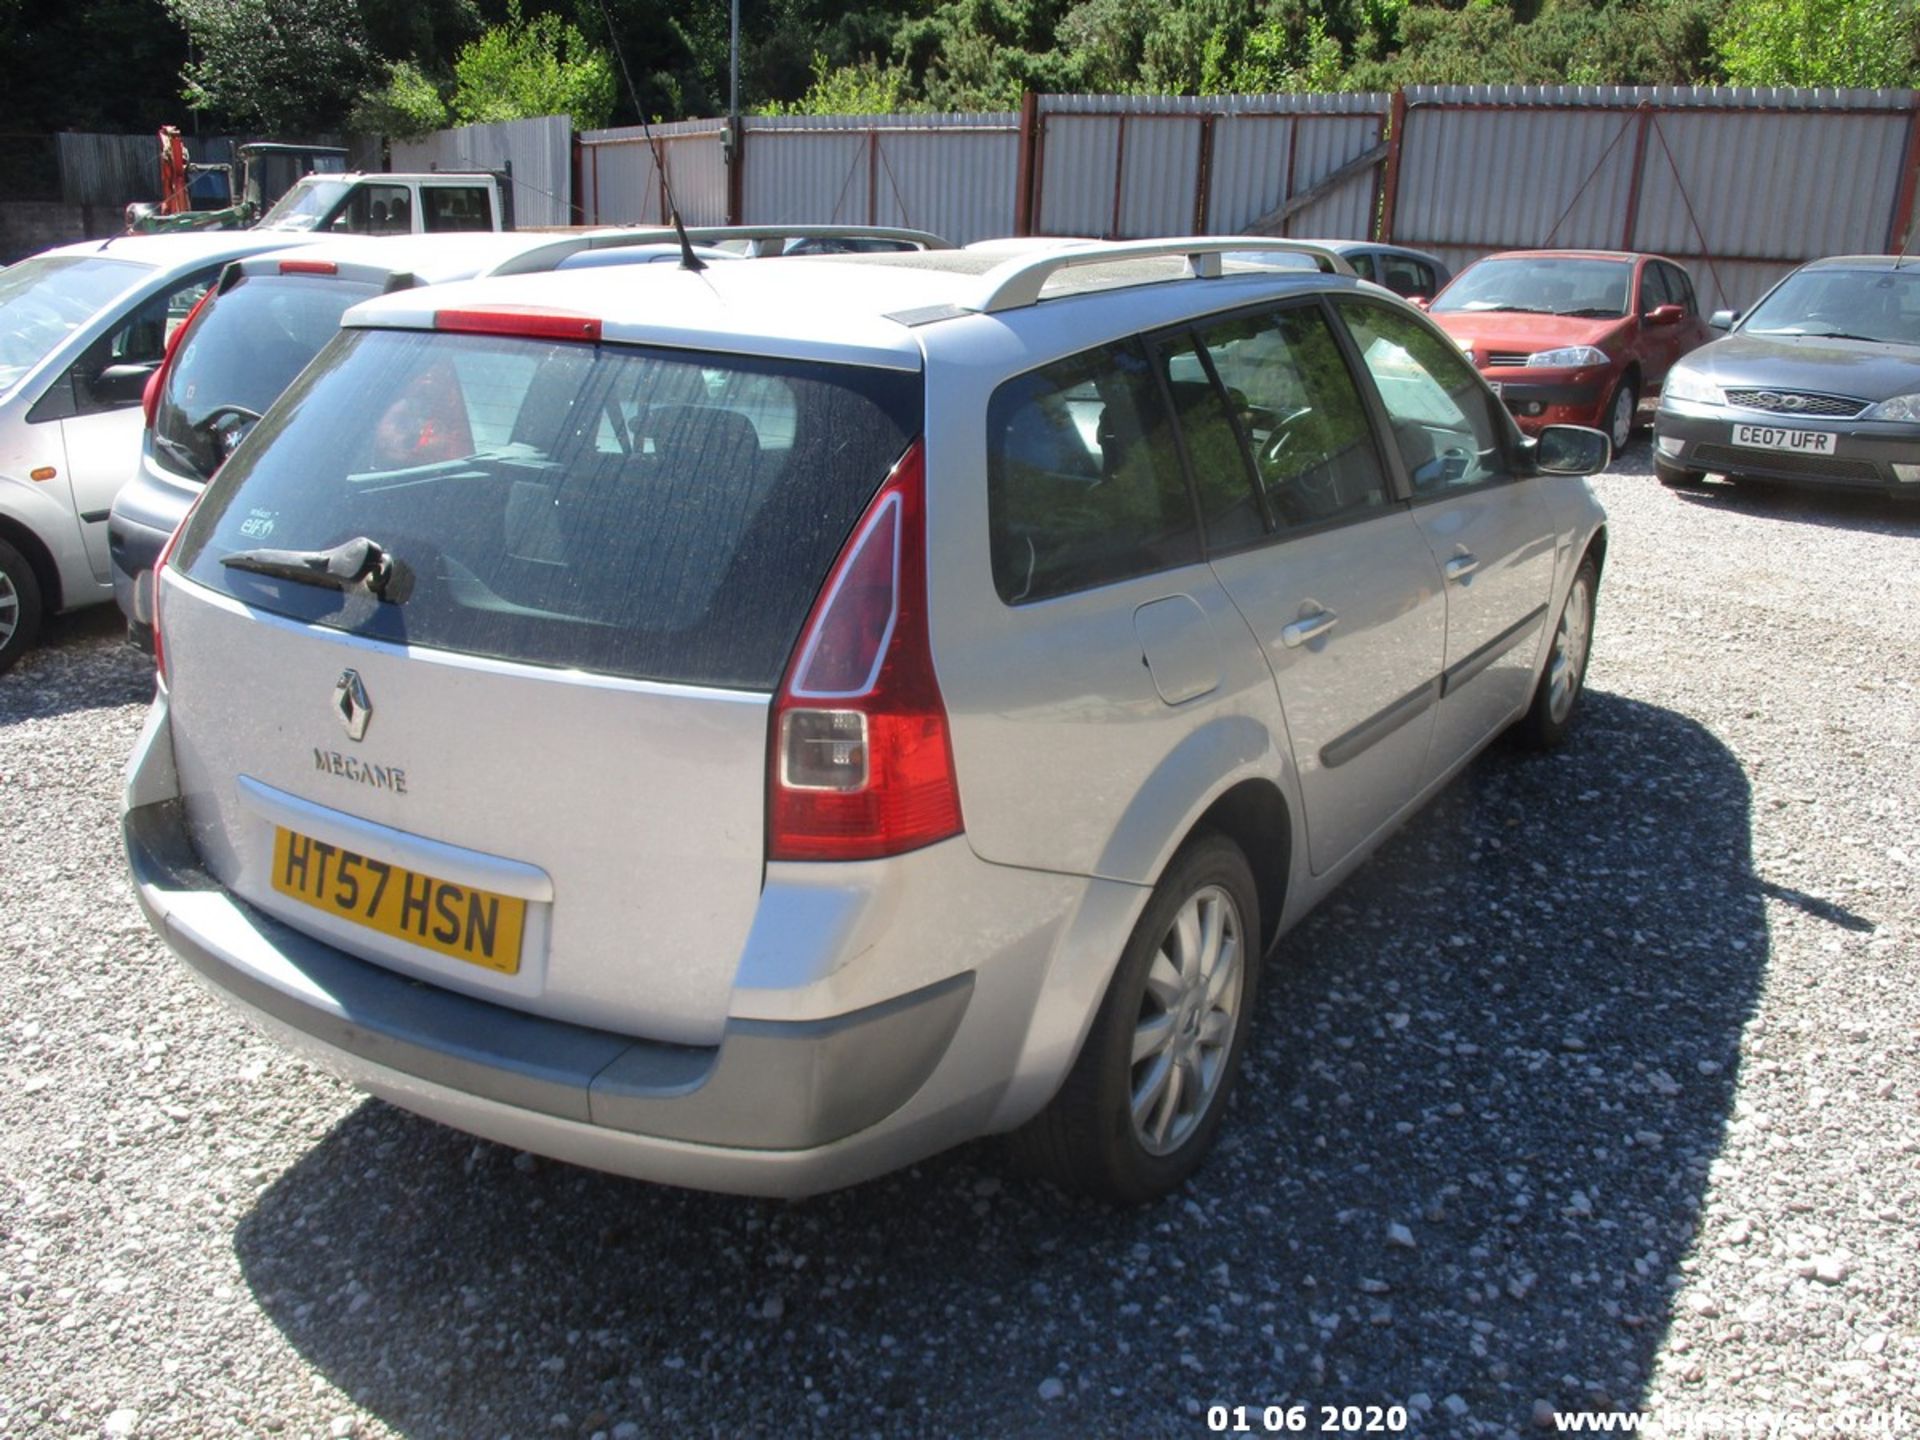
3, 444, 1917, 1440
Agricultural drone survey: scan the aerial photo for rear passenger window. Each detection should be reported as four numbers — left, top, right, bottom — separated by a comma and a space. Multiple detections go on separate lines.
1337, 300, 1510, 496
1194, 306, 1390, 532
988, 341, 1199, 604
423, 186, 492, 233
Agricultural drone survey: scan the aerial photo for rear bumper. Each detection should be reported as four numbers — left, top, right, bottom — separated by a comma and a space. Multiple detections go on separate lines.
1654, 403, 1920, 494
128, 797, 987, 1194
124, 694, 1142, 1197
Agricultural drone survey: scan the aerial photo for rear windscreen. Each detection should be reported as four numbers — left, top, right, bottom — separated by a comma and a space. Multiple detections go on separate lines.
174, 327, 923, 690
153, 273, 380, 480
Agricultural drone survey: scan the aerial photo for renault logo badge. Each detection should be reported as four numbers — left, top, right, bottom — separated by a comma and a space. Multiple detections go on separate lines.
333, 669, 372, 742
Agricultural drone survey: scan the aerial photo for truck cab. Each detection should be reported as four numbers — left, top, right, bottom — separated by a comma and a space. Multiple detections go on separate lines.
256, 173, 512, 237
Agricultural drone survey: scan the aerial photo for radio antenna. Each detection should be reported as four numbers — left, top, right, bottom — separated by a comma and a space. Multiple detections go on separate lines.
594, 0, 705, 272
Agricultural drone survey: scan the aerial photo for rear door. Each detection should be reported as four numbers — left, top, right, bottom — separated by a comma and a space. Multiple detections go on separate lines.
938, 335, 1260, 880
1333, 297, 1556, 775
161, 323, 922, 1046
1165, 300, 1448, 875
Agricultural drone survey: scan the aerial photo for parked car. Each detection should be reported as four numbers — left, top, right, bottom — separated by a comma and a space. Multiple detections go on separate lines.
0, 231, 320, 672
1228, 240, 1452, 301
254, 172, 515, 235
125, 236, 1610, 1202
109, 227, 948, 648
1653, 255, 1920, 499
1428, 249, 1712, 451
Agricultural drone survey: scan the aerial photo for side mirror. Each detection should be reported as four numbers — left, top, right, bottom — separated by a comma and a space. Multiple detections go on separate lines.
93, 361, 158, 405
1412, 296, 1432, 311
1647, 304, 1684, 327
1530, 424, 1610, 477
1708, 309, 1737, 332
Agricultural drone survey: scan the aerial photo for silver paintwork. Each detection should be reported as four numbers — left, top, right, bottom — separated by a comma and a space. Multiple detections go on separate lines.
131, 244, 1608, 1194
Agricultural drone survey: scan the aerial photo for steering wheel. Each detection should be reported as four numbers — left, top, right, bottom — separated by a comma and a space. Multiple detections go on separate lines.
193, 404, 265, 465
1260, 408, 1340, 514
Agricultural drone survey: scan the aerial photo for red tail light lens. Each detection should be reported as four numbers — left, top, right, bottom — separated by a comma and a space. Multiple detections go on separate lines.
151, 503, 195, 684
433, 307, 601, 342
769, 438, 962, 862
144, 286, 215, 429
277, 259, 338, 275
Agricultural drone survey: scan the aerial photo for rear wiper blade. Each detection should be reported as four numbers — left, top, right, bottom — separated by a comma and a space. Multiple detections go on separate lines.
221, 536, 413, 602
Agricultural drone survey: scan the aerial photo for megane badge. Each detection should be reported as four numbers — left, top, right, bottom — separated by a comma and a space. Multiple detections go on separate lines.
333, 669, 372, 742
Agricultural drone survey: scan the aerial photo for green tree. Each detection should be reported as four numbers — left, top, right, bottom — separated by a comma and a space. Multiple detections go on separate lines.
1713, 0, 1918, 87
760, 52, 916, 114
351, 58, 450, 138
166, 0, 377, 132
451, 1, 617, 128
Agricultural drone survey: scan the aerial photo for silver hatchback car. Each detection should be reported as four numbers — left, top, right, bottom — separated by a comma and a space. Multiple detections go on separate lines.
126, 237, 1610, 1201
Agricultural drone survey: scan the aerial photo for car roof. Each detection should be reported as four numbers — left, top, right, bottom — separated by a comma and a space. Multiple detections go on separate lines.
342, 242, 1358, 371
39, 231, 320, 273
230, 231, 659, 286
1800, 254, 1920, 271
1473, 249, 1657, 264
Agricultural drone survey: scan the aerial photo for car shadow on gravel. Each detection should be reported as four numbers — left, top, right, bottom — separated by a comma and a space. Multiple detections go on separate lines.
233, 690, 1769, 1439
0, 607, 153, 722
1670, 478, 1920, 536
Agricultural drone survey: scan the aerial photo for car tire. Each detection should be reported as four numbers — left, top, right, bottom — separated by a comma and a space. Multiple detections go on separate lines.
1605, 380, 1638, 453
0, 538, 44, 675
1011, 832, 1262, 1204
1513, 555, 1598, 751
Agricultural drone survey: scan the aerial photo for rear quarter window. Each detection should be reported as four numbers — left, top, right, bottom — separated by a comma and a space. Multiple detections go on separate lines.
175, 328, 922, 689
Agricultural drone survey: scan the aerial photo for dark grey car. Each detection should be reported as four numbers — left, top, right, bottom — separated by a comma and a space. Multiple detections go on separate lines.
1654, 255, 1920, 499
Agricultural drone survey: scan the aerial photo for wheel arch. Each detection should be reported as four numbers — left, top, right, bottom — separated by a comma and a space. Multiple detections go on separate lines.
1187, 777, 1293, 956
0, 513, 62, 613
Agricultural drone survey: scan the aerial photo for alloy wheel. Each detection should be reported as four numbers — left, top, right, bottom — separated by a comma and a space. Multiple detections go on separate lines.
0, 569, 17, 649
1130, 884, 1245, 1157
1548, 574, 1593, 724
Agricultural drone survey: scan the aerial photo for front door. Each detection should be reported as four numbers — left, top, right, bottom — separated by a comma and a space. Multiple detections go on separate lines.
54, 271, 219, 582
1334, 298, 1558, 776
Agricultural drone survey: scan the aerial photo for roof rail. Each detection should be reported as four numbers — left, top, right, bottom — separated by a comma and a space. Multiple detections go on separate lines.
964, 236, 1353, 314
589, 223, 952, 255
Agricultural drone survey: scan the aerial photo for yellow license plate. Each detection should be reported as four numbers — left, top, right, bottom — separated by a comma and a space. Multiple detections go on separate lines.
270, 826, 527, 974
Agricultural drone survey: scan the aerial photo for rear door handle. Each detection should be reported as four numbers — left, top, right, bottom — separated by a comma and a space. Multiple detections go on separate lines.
1281, 609, 1339, 648
1444, 553, 1480, 582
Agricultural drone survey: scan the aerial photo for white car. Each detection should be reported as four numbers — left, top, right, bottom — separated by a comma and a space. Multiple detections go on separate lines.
0, 232, 319, 671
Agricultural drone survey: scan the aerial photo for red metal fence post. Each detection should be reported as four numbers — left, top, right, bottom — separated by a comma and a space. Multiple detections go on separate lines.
1194, 114, 1217, 233
1620, 103, 1654, 251
1887, 98, 1920, 253
1014, 92, 1040, 236
1378, 89, 1409, 242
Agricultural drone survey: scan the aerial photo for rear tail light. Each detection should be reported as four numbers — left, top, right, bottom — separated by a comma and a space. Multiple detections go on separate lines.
277, 259, 338, 275
768, 438, 962, 861
143, 287, 215, 430
151, 497, 200, 684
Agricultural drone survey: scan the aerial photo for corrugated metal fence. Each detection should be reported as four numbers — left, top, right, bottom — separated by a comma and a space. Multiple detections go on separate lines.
392, 115, 575, 227
1383, 85, 1920, 310
575, 86, 1920, 311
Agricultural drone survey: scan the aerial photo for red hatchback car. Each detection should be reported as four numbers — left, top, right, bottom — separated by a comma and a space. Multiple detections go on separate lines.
1428, 250, 1712, 451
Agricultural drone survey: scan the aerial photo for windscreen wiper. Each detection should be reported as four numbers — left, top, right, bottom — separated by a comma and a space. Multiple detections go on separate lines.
222, 536, 412, 602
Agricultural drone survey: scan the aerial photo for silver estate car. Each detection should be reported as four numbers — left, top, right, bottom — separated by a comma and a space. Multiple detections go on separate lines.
125, 237, 1610, 1202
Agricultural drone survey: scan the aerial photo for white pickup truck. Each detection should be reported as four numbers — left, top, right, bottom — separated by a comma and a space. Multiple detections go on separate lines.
255, 172, 513, 236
